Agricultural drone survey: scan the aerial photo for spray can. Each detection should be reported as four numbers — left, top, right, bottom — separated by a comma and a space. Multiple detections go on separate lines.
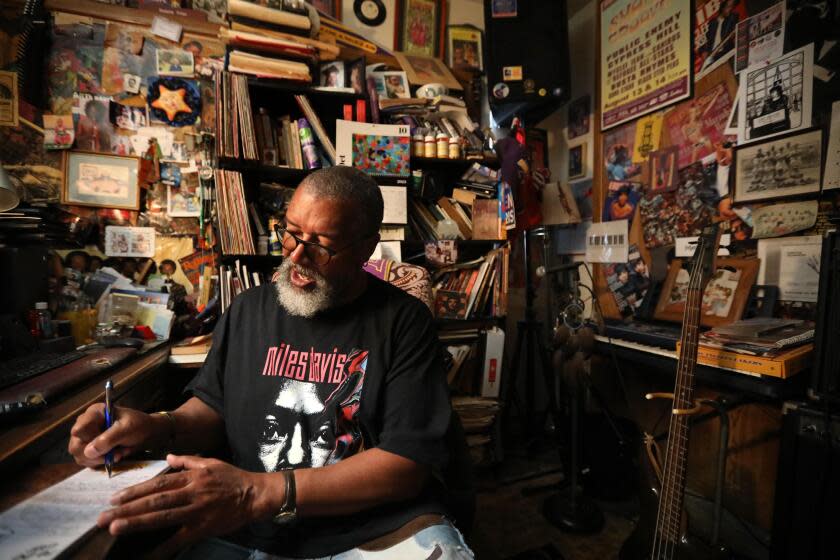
297, 118, 321, 170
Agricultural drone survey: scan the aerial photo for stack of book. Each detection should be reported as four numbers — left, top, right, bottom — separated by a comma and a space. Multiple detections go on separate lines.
432, 246, 510, 320
169, 334, 213, 365
219, 258, 268, 314
214, 170, 255, 256
679, 318, 816, 378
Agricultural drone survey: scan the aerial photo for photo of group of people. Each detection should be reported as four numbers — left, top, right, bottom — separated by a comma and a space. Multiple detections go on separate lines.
605, 245, 650, 317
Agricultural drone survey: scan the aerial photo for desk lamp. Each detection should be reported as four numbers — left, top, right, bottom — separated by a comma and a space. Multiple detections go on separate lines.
0, 166, 20, 212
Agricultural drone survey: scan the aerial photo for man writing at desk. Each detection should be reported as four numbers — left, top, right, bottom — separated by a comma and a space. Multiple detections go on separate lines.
68, 167, 472, 559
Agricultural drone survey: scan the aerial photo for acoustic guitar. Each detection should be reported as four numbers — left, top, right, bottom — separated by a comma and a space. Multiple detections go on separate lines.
619, 223, 729, 560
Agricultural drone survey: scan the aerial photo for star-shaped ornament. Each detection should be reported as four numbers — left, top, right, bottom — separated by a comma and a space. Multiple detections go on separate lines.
151, 85, 192, 122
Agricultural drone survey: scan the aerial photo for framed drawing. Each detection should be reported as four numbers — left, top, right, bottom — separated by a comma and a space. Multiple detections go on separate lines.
393, 52, 461, 90
62, 151, 140, 210
396, 0, 446, 57
733, 128, 822, 203
446, 24, 483, 71
654, 257, 760, 327
568, 144, 586, 180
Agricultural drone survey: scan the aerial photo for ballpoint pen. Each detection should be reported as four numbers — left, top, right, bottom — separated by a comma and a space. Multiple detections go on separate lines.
104, 379, 114, 478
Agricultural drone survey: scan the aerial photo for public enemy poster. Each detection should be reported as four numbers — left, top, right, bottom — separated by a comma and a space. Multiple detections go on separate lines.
600, 0, 691, 130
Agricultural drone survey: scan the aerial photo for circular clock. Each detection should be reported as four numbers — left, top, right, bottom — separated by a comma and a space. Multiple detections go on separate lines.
354, 0, 387, 27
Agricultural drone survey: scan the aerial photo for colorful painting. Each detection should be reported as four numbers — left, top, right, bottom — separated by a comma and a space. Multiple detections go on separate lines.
351, 134, 410, 177
664, 83, 734, 169
399, 0, 443, 57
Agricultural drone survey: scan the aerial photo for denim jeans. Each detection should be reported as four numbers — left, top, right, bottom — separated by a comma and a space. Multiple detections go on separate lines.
176, 520, 474, 560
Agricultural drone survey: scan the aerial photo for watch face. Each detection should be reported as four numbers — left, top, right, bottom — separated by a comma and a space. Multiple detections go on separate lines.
355, 0, 386, 26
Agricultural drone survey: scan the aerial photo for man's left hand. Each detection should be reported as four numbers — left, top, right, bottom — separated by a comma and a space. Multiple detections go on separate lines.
97, 454, 276, 557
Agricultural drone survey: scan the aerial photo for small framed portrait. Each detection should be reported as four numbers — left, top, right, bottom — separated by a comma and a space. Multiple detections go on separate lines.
654, 257, 759, 327
62, 151, 140, 210
319, 60, 346, 88
733, 127, 823, 203
155, 49, 195, 77
446, 24, 483, 71
396, 0, 446, 57
346, 57, 366, 94
568, 143, 586, 180
647, 146, 679, 193
376, 71, 410, 99
568, 95, 591, 139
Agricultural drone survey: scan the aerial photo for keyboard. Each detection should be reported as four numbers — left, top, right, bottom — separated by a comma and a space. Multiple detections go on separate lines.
0, 351, 87, 391
603, 320, 684, 350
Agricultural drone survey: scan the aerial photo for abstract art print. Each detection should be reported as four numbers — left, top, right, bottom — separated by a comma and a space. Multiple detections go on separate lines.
351, 134, 410, 177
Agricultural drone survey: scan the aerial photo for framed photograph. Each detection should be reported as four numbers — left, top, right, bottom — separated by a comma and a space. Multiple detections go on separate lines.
733, 128, 822, 203
167, 173, 201, 218
104, 226, 156, 258
446, 24, 483, 71
396, 0, 446, 57
155, 49, 195, 77
346, 57, 366, 94
568, 95, 590, 139
654, 257, 759, 327
310, 0, 342, 18
568, 144, 586, 180
319, 60, 346, 87
647, 146, 679, 193
393, 51, 461, 91
376, 70, 411, 99
62, 151, 140, 210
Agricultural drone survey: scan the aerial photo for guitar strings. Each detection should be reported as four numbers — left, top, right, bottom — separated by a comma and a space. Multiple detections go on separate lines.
651, 236, 710, 560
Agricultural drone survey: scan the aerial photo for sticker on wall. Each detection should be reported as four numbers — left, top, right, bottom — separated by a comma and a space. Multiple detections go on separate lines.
538, 88, 547, 97
523, 79, 535, 94
43, 115, 74, 150
492, 82, 509, 99
502, 65, 522, 81
147, 77, 201, 127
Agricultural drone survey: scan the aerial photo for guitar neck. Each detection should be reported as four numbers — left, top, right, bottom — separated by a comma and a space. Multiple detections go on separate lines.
651, 281, 705, 558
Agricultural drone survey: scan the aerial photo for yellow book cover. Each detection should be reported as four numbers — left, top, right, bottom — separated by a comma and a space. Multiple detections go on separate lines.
676, 342, 813, 378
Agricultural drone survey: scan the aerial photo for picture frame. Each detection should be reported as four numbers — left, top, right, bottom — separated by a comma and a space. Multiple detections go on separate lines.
567, 95, 590, 140
372, 70, 411, 99
654, 257, 760, 327
62, 151, 140, 210
346, 56, 366, 94
319, 60, 346, 87
733, 127, 823, 203
446, 24, 483, 72
396, 0, 446, 57
647, 146, 679, 193
568, 144, 586, 180
393, 51, 462, 91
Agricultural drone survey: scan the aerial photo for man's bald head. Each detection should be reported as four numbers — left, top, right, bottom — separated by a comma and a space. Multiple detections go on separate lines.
297, 167, 384, 239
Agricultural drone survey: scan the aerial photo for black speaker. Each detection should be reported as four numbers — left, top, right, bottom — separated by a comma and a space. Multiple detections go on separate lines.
483, 0, 571, 122
771, 403, 840, 559
810, 231, 839, 401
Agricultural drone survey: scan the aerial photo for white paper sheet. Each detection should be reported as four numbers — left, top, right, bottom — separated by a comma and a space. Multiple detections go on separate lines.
824, 101, 840, 190
779, 242, 822, 302
585, 220, 628, 263
378, 186, 407, 224
757, 235, 823, 294
0, 461, 169, 560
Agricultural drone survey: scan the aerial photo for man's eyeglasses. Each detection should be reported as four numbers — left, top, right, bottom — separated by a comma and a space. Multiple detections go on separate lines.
273, 224, 356, 266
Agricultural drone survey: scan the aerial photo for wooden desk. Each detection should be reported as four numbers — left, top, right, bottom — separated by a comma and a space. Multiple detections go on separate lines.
0, 345, 171, 475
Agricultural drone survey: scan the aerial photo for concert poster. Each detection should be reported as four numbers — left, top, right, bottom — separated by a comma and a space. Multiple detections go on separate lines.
600, 0, 692, 130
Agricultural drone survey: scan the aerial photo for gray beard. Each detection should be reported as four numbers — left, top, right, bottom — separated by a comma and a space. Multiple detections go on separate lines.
273, 259, 337, 317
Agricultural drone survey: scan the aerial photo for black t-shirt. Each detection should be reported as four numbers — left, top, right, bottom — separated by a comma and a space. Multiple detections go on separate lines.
186, 276, 452, 557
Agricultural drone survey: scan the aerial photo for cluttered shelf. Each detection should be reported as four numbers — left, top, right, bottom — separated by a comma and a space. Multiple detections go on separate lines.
246, 77, 368, 100
412, 155, 499, 168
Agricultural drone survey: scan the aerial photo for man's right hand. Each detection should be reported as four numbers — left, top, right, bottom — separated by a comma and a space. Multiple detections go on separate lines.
68, 404, 167, 468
